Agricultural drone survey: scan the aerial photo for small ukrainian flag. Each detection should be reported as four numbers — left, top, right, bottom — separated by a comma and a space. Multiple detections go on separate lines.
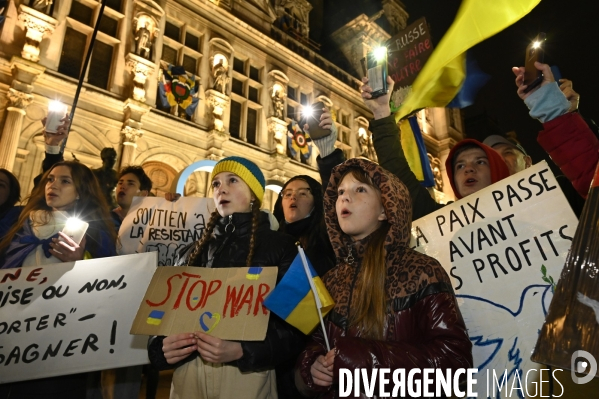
263, 254, 334, 334
147, 310, 165, 326
246, 266, 263, 280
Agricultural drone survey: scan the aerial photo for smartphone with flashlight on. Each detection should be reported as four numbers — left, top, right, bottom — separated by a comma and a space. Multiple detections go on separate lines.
523, 33, 546, 94
45, 101, 67, 134
60, 217, 89, 246
302, 101, 330, 140
361, 47, 388, 99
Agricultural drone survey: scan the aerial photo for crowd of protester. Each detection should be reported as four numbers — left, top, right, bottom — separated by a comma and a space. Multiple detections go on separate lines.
0, 61, 597, 399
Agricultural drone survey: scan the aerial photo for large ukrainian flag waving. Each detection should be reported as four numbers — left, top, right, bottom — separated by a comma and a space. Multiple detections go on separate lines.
395, 0, 542, 121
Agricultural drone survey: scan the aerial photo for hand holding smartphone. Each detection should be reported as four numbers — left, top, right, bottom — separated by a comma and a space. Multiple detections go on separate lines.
45, 101, 68, 134
60, 217, 89, 246
361, 47, 388, 99
523, 33, 546, 94
301, 101, 330, 140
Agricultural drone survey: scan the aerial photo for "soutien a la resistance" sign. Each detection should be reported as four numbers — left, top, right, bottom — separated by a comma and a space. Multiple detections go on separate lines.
118, 197, 214, 265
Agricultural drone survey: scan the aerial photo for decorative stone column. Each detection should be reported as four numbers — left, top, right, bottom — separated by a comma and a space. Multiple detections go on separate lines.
0, 58, 45, 171
125, 53, 155, 103
120, 126, 144, 167
205, 89, 230, 133
267, 70, 289, 154
17, 5, 58, 63
119, 99, 151, 167
0, 90, 34, 170
267, 117, 288, 155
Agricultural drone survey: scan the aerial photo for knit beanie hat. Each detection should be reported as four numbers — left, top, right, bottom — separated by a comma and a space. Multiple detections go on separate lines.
211, 156, 265, 203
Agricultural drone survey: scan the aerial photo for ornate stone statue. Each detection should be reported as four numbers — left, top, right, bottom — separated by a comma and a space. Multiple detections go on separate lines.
212, 59, 230, 94
358, 128, 376, 161
30, 0, 52, 12
272, 89, 284, 119
92, 147, 119, 207
428, 153, 444, 192
276, 0, 311, 37
133, 14, 158, 60
135, 24, 152, 59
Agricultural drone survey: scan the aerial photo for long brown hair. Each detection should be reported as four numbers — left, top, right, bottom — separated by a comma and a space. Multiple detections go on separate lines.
0, 161, 117, 257
188, 197, 262, 268
340, 167, 390, 340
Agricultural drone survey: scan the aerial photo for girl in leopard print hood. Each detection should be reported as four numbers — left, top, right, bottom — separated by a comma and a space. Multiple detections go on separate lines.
296, 158, 472, 398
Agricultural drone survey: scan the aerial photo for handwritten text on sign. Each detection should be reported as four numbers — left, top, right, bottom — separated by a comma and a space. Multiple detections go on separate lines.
131, 266, 277, 341
0, 252, 157, 383
118, 197, 214, 265
409, 161, 578, 398
387, 17, 433, 87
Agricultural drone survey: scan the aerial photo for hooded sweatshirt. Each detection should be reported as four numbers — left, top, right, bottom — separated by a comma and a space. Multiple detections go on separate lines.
296, 158, 473, 398
445, 139, 510, 200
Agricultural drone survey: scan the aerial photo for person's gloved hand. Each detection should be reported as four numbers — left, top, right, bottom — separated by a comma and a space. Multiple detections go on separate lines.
304, 106, 337, 158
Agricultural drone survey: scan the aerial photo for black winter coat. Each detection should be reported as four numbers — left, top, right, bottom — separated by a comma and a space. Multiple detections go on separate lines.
147, 211, 305, 373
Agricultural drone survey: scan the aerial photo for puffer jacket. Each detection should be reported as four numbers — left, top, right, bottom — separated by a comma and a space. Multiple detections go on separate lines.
296, 158, 473, 398
537, 112, 599, 198
148, 211, 305, 373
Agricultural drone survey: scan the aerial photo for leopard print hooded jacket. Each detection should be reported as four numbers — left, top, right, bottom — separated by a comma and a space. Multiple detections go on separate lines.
296, 158, 472, 398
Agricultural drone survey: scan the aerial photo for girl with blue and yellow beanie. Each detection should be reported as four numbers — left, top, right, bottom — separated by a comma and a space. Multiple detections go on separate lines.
148, 156, 304, 399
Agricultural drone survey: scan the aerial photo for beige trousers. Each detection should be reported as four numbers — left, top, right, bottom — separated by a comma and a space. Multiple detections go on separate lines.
170, 358, 278, 399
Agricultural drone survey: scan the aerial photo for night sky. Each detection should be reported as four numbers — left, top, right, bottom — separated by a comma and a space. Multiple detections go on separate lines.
402, 0, 599, 164
324, 0, 598, 168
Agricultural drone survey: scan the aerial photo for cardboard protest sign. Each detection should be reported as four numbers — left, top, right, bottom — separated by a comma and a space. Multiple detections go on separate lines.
118, 196, 215, 265
0, 252, 156, 383
131, 266, 277, 340
387, 17, 433, 110
410, 161, 578, 397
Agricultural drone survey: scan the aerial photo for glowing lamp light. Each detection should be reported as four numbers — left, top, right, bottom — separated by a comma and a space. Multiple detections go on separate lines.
65, 217, 85, 231
302, 105, 314, 119
532, 41, 541, 49
272, 83, 283, 96
48, 100, 66, 113
373, 46, 387, 61
212, 53, 227, 67
61, 217, 89, 245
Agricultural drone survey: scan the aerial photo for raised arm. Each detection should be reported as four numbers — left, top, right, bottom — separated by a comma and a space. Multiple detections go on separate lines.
362, 76, 443, 219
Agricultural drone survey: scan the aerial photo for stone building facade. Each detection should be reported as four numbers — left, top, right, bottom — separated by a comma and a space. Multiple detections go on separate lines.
0, 0, 464, 210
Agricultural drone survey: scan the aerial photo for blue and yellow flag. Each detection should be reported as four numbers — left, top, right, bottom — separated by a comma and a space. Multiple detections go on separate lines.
263, 254, 334, 335
400, 116, 435, 187
396, 0, 541, 121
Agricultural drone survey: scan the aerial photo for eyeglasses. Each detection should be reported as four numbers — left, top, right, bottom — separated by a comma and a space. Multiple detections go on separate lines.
281, 188, 312, 199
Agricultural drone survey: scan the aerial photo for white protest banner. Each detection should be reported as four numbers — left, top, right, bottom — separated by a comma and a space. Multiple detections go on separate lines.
410, 161, 578, 397
0, 252, 156, 383
118, 196, 215, 265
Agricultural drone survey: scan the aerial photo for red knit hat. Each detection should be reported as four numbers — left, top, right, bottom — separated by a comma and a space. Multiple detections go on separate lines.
445, 139, 510, 199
